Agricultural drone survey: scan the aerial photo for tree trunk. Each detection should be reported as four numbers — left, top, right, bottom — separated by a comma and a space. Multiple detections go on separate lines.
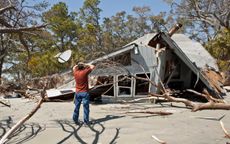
0, 57, 4, 84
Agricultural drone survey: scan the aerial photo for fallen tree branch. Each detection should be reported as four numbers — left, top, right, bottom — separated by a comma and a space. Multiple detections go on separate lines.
0, 84, 47, 144
186, 89, 225, 103
152, 135, 167, 144
0, 24, 47, 33
149, 92, 230, 112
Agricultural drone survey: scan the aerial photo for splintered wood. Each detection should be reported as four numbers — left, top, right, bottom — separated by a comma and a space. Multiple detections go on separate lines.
201, 68, 225, 97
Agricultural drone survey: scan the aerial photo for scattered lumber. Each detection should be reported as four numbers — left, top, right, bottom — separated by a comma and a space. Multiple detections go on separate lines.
202, 69, 225, 95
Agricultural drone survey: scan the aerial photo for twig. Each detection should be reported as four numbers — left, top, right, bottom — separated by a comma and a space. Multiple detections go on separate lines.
0, 100, 10, 107
220, 120, 230, 139
152, 135, 167, 144
149, 92, 230, 112
194, 114, 225, 121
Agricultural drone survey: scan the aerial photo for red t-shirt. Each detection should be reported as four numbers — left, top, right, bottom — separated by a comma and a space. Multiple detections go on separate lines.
73, 67, 92, 93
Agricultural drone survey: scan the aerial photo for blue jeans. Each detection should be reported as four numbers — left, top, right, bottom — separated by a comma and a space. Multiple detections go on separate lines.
72, 92, 90, 123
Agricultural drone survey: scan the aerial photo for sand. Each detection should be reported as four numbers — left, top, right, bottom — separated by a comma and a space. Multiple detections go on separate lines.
0, 95, 230, 144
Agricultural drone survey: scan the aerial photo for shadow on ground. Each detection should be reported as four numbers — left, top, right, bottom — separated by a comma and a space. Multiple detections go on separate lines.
0, 116, 45, 144
56, 115, 124, 144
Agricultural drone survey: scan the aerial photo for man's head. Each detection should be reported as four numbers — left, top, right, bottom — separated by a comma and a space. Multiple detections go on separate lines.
77, 61, 86, 70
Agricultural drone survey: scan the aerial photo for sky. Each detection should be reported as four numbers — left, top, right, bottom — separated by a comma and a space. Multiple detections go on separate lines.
29, 0, 172, 18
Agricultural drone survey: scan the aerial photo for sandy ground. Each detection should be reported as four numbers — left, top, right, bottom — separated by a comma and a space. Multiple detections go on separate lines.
1, 94, 230, 144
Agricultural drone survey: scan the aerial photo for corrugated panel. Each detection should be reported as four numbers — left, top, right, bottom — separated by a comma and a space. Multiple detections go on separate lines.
138, 45, 157, 67
171, 34, 218, 70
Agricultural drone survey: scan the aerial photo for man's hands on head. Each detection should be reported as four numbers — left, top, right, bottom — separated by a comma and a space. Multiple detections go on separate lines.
73, 65, 77, 71
73, 63, 95, 71
86, 63, 95, 70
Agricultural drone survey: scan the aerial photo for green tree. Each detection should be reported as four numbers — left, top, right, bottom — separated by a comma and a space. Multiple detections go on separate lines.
43, 2, 78, 52
78, 0, 102, 58
205, 29, 230, 71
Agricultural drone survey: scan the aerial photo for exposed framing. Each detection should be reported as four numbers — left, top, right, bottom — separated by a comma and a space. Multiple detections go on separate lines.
134, 72, 151, 97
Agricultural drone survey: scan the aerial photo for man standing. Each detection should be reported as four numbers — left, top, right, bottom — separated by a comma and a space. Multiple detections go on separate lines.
72, 62, 95, 125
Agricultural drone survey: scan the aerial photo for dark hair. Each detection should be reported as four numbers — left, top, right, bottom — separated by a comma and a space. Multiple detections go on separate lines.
77, 64, 85, 70
77, 62, 85, 70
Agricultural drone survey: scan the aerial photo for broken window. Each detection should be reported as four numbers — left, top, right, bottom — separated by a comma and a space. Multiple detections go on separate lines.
135, 73, 150, 95
89, 76, 114, 97
118, 75, 132, 96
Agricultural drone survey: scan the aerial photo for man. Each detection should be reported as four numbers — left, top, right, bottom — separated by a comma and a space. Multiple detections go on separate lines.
72, 62, 95, 125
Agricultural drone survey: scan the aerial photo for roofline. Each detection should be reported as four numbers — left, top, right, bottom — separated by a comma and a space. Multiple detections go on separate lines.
89, 43, 137, 64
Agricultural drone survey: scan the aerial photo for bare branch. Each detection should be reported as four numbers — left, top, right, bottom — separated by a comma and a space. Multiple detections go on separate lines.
0, 18, 13, 27
149, 92, 230, 112
152, 135, 167, 144
0, 24, 47, 33
0, 5, 15, 15
220, 120, 230, 139
186, 89, 225, 103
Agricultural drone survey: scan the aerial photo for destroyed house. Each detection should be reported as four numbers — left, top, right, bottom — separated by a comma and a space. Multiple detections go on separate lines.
88, 32, 225, 99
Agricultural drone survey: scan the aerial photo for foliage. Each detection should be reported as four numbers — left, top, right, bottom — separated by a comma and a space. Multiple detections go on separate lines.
77, 0, 102, 59
205, 29, 230, 71
28, 50, 65, 77
43, 2, 78, 52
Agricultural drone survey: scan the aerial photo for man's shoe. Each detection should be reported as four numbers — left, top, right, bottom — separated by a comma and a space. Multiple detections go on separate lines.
83, 122, 92, 127
74, 121, 82, 125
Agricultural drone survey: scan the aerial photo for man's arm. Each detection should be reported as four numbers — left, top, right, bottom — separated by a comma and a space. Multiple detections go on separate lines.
86, 63, 95, 70
73, 65, 77, 71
